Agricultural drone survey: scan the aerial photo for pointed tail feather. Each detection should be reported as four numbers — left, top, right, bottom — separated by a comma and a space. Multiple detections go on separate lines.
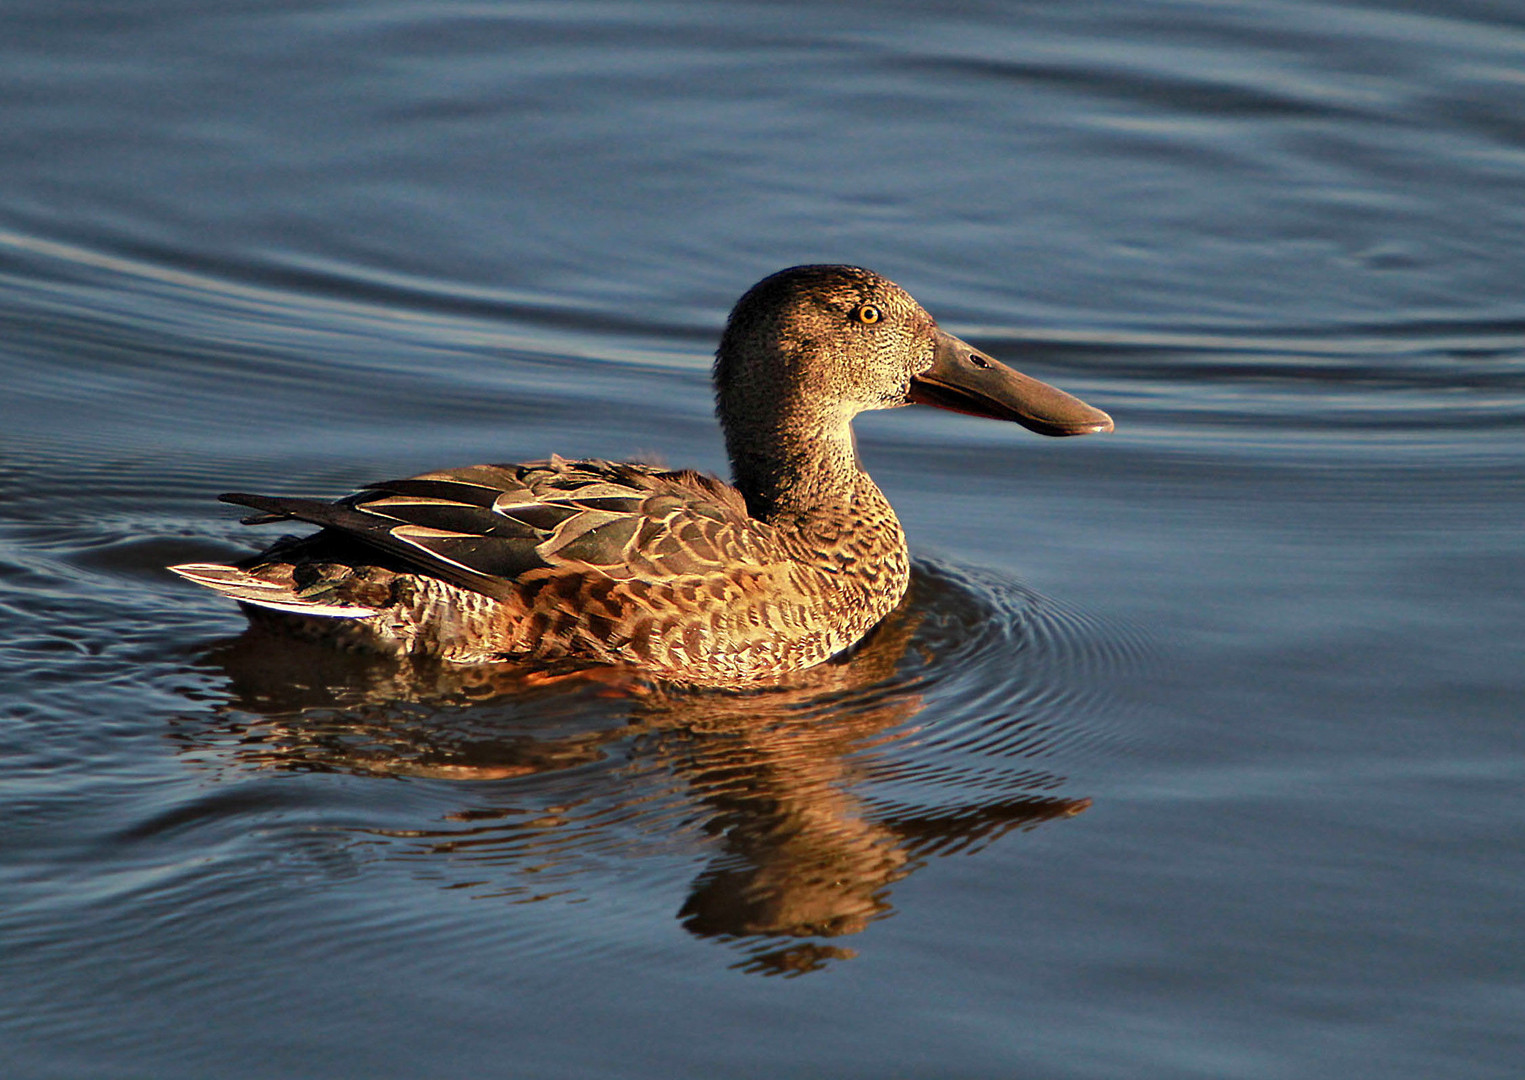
168, 563, 379, 618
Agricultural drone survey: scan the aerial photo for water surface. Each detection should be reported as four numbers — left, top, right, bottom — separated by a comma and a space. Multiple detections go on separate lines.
2, 1, 1522, 1077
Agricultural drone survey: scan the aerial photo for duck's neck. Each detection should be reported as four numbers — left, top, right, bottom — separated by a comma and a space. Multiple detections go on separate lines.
723, 398, 912, 624
723, 402, 872, 524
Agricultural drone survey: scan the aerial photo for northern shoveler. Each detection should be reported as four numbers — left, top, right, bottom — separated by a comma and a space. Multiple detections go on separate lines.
171, 265, 1112, 686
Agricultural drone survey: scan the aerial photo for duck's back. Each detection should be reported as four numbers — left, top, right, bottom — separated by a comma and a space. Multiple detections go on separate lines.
172, 457, 911, 685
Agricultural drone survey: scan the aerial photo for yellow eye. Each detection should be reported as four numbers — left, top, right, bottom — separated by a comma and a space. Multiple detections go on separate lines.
856, 304, 882, 325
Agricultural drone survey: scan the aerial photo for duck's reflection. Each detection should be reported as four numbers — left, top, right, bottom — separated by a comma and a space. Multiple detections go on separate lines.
180, 566, 1093, 975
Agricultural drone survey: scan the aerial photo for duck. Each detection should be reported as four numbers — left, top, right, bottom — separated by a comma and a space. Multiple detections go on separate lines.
170, 265, 1112, 687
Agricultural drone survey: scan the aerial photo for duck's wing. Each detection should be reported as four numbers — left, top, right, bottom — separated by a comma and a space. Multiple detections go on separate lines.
219, 458, 766, 601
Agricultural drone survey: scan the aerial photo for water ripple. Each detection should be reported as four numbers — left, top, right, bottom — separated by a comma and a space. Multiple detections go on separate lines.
144, 559, 1144, 972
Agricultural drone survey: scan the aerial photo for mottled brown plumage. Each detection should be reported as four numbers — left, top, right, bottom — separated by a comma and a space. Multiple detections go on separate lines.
171, 265, 1112, 686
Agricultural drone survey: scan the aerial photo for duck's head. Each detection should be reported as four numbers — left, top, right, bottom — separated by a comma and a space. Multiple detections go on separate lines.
715, 265, 1112, 456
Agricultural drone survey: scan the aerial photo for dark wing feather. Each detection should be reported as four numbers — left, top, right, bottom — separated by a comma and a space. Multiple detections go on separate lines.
358, 477, 505, 508
218, 492, 523, 600
223, 458, 766, 601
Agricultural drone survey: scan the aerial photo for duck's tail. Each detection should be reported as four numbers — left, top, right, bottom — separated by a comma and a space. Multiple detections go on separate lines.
168, 562, 379, 619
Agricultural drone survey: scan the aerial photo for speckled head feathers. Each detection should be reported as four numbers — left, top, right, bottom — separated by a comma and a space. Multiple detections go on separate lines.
714, 265, 938, 424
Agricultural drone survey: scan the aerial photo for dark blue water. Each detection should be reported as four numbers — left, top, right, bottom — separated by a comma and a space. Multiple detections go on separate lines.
2, 2, 1522, 1077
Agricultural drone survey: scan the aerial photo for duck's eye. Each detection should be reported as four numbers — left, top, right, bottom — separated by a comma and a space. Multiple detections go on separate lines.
856, 304, 883, 325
